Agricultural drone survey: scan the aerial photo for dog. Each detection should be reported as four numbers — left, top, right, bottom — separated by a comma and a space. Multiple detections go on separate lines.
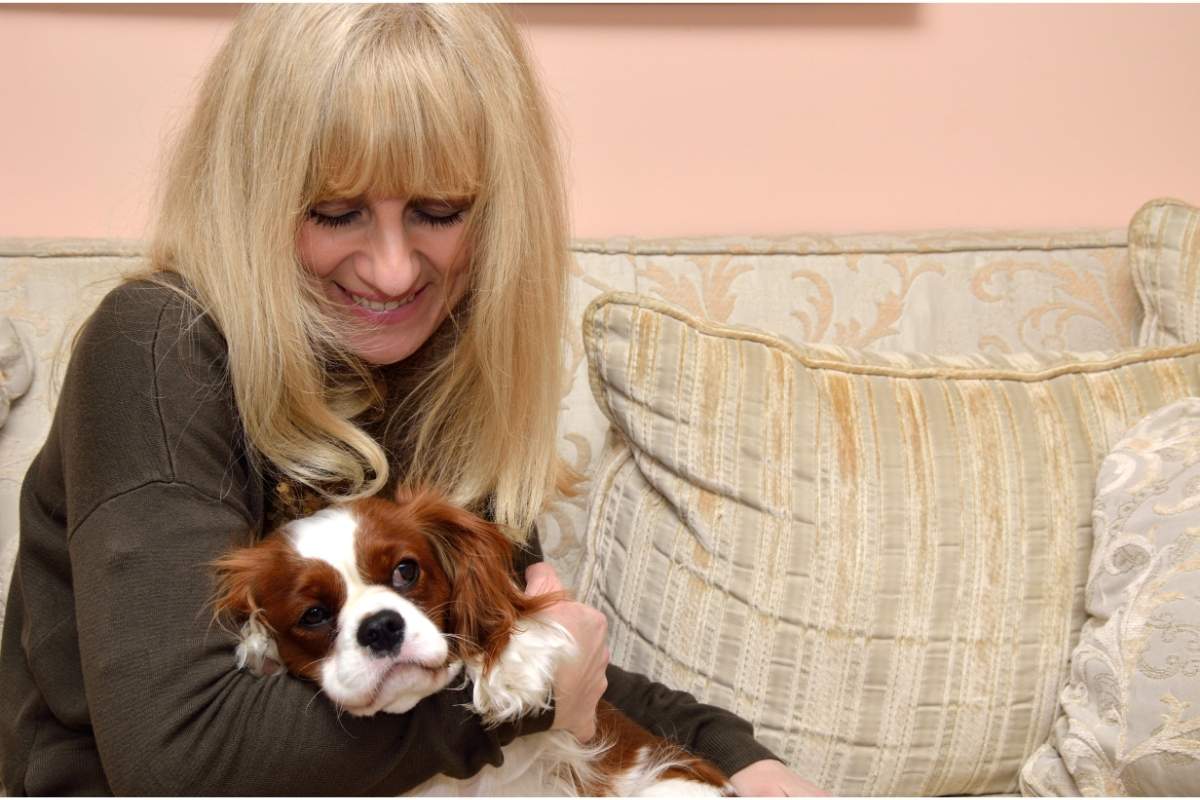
212, 487, 731, 796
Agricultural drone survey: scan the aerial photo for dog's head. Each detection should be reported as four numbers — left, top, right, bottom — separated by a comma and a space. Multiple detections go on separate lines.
212, 487, 553, 716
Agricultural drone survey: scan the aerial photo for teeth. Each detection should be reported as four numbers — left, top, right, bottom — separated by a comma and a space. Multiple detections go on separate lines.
348, 291, 416, 312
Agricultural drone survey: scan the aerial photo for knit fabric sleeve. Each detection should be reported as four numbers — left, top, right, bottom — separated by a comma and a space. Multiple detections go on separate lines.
50, 281, 553, 794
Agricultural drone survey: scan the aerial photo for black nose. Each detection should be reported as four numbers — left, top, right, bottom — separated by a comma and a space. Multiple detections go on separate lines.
357, 610, 405, 655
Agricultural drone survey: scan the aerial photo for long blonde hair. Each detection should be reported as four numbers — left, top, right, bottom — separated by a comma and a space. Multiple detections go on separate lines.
149, 4, 571, 536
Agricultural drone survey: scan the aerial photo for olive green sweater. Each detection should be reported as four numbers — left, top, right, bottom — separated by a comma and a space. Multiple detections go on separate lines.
0, 279, 775, 795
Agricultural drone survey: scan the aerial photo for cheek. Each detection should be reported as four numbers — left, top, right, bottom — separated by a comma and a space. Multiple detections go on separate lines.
297, 224, 346, 280
274, 628, 337, 680
415, 576, 453, 630
438, 238, 472, 300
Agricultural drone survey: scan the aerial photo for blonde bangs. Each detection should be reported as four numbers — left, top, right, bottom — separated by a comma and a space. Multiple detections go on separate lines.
306, 18, 485, 206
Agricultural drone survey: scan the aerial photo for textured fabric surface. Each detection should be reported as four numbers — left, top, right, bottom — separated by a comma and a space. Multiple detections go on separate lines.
0, 316, 33, 430
1020, 398, 1200, 796
578, 292, 1200, 796
1132, 198, 1200, 347
558, 228, 1133, 585
0, 228, 1131, 623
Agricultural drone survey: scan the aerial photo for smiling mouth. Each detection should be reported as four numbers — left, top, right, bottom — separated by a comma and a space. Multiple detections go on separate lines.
335, 283, 426, 312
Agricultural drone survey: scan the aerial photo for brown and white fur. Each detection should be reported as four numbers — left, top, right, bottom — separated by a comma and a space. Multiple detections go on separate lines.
212, 488, 731, 796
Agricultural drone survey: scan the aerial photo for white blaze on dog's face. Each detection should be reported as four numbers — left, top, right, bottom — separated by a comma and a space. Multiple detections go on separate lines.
214, 499, 460, 716
292, 505, 454, 715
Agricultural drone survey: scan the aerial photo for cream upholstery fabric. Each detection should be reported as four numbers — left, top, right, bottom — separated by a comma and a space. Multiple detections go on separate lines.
1132, 197, 1200, 347
579, 292, 1200, 796
557, 228, 1132, 583
0, 317, 34, 430
1021, 398, 1200, 796
0, 230, 1131, 630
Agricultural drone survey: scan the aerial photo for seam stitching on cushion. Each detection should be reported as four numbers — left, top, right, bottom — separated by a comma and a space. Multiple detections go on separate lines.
586, 292, 1200, 383
0, 235, 1130, 259
572, 240, 1128, 258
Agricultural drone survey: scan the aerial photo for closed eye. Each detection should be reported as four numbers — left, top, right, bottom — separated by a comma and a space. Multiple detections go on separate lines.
412, 206, 467, 228
308, 208, 361, 229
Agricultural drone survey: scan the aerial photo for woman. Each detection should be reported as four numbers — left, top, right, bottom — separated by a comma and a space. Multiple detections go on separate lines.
0, 5, 821, 795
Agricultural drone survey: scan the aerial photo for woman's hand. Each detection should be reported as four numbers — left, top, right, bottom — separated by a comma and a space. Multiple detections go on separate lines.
729, 759, 829, 796
525, 562, 609, 743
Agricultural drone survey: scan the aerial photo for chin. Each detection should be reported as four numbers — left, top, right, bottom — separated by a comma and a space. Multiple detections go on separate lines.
351, 338, 426, 366
213, 487, 731, 796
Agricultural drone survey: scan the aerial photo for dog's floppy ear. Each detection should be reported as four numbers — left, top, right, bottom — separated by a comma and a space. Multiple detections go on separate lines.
398, 488, 560, 670
210, 543, 285, 677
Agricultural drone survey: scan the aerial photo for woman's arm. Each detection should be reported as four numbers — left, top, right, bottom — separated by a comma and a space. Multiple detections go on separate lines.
67, 483, 551, 795
602, 664, 777, 778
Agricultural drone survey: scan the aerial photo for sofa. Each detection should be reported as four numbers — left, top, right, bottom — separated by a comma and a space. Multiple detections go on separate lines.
2, 197, 1198, 795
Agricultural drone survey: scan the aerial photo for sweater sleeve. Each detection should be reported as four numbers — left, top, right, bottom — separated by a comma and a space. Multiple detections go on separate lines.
56, 283, 551, 795
602, 665, 779, 779
520, 526, 780, 779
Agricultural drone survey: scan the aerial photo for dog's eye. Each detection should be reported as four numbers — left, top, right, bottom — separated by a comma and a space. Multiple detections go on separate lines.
392, 559, 420, 590
299, 605, 332, 628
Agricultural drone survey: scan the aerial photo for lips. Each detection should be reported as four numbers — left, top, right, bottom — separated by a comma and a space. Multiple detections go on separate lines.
332, 282, 429, 324
346, 290, 419, 312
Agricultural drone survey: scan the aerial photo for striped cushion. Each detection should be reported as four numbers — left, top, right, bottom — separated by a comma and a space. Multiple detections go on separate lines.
579, 292, 1200, 796
1133, 197, 1200, 346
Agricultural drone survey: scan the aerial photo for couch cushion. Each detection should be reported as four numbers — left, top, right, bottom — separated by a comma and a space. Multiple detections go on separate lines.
557, 227, 1132, 584
1020, 398, 1200, 796
579, 292, 1200, 795
1131, 197, 1200, 347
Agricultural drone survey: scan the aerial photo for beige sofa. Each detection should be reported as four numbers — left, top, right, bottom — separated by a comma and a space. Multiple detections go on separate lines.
0, 227, 1135, 595
2, 201, 1196, 795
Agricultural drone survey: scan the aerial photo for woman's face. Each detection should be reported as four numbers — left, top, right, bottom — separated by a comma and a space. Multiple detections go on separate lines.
298, 194, 473, 365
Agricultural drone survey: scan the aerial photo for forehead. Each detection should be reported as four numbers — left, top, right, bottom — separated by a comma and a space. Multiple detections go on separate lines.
287, 507, 361, 577
284, 504, 441, 582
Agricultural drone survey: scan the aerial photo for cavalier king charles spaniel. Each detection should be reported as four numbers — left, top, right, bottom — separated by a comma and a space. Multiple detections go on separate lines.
212, 487, 730, 796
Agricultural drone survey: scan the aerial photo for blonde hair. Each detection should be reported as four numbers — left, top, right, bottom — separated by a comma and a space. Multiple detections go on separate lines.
148, 4, 571, 536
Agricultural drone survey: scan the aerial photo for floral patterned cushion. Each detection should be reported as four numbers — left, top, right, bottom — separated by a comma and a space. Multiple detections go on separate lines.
1020, 398, 1200, 795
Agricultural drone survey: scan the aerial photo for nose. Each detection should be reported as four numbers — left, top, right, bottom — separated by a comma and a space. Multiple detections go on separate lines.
357, 609, 406, 655
363, 207, 421, 298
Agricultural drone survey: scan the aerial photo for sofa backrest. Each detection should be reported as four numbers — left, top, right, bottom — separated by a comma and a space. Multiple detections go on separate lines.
0, 228, 1132, 622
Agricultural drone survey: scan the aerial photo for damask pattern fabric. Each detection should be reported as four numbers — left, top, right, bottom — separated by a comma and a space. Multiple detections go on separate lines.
1132, 197, 1200, 347
578, 292, 1200, 796
1020, 398, 1200, 796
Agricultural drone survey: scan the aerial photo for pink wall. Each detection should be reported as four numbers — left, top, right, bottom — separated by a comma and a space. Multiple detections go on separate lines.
2, 4, 1198, 240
